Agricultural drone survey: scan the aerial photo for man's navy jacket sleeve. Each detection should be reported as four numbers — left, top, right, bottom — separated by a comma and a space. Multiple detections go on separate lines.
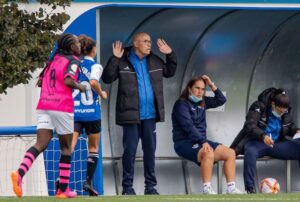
161, 52, 177, 78
102, 55, 120, 84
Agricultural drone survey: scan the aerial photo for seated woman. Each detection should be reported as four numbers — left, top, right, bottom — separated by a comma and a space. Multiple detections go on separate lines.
230, 88, 300, 194
172, 75, 241, 194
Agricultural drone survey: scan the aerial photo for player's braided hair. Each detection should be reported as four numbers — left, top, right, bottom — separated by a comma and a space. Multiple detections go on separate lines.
78, 34, 96, 56
56, 33, 79, 55
36, 33, 79, 87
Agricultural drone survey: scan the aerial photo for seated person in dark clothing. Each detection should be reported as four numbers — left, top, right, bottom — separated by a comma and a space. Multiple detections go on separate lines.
172, 75, 241, 194
230, 88, 300, 194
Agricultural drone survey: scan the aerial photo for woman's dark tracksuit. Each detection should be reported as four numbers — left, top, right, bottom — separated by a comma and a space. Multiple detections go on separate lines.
230, 88, 300, 192
172, 89, 226, 164
243, 110, 300, 191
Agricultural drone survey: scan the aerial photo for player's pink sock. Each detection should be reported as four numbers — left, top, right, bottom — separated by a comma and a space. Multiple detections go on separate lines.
18, 147, 40, 178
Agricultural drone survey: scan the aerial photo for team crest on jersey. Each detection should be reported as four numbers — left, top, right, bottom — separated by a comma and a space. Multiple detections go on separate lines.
71, 64, 78, 73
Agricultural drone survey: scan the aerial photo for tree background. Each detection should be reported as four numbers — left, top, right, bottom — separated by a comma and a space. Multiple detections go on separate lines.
0, 0, 71, 94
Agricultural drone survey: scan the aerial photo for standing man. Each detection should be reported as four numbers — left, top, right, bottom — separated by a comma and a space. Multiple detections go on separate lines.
102, 32, 177, 195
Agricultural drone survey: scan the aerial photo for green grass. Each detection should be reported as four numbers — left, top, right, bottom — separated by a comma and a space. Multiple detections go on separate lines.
1, 194, 300, 202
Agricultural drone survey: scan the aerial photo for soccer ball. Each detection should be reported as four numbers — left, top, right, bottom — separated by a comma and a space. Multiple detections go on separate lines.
259, 178, 280, 194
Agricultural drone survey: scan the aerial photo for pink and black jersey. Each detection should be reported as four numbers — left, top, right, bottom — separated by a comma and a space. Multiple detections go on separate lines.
36, 54, 80, 113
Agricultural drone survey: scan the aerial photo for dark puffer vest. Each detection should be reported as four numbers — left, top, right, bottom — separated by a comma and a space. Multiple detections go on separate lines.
102, 47, 177, 125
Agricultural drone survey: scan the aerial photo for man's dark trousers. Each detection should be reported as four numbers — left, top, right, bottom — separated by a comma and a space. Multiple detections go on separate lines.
122, 118, 157, 190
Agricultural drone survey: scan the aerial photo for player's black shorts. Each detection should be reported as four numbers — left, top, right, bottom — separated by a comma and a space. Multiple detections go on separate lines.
74, 119, 101, 135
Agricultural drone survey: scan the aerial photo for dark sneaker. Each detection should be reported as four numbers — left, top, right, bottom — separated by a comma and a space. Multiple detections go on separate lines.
144, 188, 159, 195
83, 182, 98, 196
246, 187, 256, 194
122, 187, 136, 195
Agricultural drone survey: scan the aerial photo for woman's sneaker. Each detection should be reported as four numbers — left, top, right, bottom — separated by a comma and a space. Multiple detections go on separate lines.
56, 187, 77, 198
203, 186, 217, 194
226, 187, 243, 194
11, 171, 23, 197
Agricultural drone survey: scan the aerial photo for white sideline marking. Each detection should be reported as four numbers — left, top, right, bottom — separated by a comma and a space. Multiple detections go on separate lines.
1, 196, 299, 201
103, 197, 300, 201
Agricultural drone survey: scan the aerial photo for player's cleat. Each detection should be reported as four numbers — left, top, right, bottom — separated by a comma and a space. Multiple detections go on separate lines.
83, 182, 98, 196
56, 187, 77, 198
11, 171, 23, 197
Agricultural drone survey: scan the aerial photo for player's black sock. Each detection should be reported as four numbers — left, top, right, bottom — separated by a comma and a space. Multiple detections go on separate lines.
86, 152, 98, 184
